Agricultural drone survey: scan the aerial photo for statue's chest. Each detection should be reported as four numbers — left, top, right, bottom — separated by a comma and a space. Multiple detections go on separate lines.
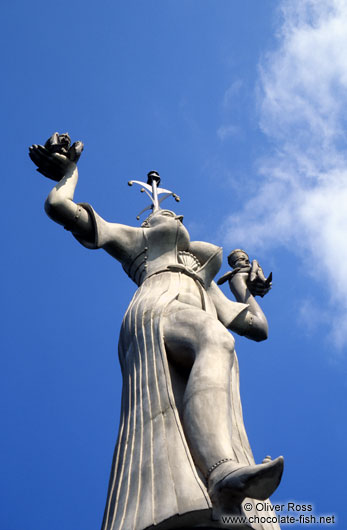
144, 221, 190, 263
123, 221, 191, 285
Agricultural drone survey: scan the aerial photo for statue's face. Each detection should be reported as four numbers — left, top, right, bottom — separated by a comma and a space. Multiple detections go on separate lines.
230, 252, 250, 269
142, 210, 183, 227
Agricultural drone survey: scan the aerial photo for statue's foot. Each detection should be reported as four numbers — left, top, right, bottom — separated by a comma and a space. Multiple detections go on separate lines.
208, 456, 284, 519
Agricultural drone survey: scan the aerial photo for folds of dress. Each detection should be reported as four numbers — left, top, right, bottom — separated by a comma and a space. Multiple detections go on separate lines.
102, 272, 211, 530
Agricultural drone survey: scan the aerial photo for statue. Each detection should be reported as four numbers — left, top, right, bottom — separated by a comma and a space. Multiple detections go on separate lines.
29, 133, 284, 530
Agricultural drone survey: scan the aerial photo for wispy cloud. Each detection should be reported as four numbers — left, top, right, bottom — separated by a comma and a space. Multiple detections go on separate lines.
223, 80, 243, 108
223, 0, 347, 348
217, 124, 239, 141
217, 80, 243, 141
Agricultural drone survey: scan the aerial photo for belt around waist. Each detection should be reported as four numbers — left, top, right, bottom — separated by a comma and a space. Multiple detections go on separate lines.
141, 265, 205, 288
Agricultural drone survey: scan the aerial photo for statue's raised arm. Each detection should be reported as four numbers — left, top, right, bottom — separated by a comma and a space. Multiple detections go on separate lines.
29, 133, 140, 260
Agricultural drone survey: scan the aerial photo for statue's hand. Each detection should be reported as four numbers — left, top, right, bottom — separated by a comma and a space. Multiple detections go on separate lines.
29, 132, 84, 181
247, 260, 272, 298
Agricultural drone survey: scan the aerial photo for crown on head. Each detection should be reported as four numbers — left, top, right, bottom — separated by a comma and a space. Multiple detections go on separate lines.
128, 171, 180, 220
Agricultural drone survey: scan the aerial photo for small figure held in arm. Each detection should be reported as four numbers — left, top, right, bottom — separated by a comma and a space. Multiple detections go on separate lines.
218, 249, 272, 298
29, 133, 284, 530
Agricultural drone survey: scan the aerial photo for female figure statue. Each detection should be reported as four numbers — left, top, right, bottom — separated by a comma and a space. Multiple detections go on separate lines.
29, 134, 283, 530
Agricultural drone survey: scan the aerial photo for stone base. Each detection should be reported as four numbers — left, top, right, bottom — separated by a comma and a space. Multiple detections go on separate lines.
145, 509, 255, 530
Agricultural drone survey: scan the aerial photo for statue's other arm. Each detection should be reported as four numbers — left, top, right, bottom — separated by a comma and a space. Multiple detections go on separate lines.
208, 278, 268, 342
188, 240, 268, 341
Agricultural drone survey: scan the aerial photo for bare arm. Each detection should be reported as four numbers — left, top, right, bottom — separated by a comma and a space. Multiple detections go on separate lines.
208, 275, 268, 342
188, 240, 268, 340
228, 272, 268, 341
29, 137, 93, 240
44, 162, 94, 242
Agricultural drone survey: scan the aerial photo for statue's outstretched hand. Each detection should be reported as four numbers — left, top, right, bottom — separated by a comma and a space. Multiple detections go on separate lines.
29, 132, 84, 181
247, 260, 272, 298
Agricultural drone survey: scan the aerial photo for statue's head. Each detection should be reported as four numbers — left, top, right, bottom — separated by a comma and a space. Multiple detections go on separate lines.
227, 249, 250, 269
141, 209, 184, 228
128, 171, 181, 223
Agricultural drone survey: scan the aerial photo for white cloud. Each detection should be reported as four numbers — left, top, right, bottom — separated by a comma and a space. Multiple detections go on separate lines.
223, 0, 347, 347
217, 124, 239, 141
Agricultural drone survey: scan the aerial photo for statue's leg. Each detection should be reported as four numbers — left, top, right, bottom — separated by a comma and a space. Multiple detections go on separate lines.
163, 302, 283, 512
163, 301, 238, 475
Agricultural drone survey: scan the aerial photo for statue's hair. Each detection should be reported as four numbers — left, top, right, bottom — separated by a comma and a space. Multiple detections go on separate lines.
227, 248, 249, 267
141, 209, 177, 227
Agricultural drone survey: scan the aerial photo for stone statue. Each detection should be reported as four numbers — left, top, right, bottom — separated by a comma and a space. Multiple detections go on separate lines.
29, 133, 284, 530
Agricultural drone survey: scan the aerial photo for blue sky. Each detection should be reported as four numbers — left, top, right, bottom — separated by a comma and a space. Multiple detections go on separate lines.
2, 1, 346, 529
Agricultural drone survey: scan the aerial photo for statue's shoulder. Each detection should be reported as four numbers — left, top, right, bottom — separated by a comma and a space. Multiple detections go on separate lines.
188, 241, 223, 287
188, 240, 222, 266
